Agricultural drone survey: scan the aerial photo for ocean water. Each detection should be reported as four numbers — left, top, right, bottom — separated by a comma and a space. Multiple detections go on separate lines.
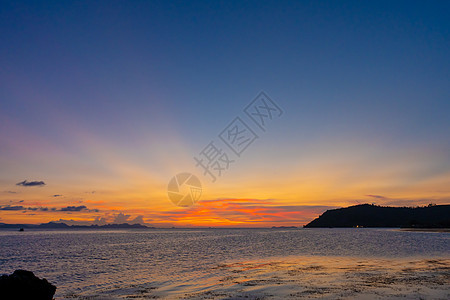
0, 228, 449, 299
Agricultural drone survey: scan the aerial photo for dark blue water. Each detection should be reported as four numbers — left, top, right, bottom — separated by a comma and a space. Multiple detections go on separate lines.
0, 228, 448, 298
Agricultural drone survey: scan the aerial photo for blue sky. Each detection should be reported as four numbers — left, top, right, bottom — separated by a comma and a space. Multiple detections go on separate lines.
0, 0, 449, 225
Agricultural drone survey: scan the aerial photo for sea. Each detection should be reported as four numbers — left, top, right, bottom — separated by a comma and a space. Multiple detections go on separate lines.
0, 228, 449, 299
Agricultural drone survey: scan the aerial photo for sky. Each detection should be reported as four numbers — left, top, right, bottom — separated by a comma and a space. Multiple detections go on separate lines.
0, 0, 449, 226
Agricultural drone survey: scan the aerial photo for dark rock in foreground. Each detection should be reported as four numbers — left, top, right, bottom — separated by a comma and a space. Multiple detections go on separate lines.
0, 270, 56, 300
305, 204, 450, 228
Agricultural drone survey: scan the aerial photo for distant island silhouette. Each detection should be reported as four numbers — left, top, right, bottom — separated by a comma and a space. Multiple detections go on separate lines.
2, 204, 449, 229
304, 204, 450, 228
0, 222, 152, 229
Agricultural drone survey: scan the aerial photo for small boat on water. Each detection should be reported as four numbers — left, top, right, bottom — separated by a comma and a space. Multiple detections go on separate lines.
19, 228, 24, 231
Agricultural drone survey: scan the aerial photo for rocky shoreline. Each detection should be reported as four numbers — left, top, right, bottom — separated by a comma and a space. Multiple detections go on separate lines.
0, 270, 56, 300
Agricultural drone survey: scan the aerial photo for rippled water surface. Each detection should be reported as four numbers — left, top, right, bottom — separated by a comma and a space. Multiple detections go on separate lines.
0, 228, 448, 298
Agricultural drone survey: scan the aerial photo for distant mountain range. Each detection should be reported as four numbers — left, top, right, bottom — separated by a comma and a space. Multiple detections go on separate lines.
304, 204, 450, 228
0, 222, 152, 229
2, 204, 449, 229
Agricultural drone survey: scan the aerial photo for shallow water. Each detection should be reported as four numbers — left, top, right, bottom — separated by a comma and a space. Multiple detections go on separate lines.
0, 228, 448, 299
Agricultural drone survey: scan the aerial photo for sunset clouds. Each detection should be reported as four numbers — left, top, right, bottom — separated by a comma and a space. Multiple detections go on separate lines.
149, 199, 338, 227
1, 1, 449, 226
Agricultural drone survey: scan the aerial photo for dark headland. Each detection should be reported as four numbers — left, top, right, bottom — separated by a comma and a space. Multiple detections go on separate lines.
304, 204, 450, 228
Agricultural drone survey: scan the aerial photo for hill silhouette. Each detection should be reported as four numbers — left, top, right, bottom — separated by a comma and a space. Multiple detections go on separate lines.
304, 204, 450, 228
0, 222, 152, 229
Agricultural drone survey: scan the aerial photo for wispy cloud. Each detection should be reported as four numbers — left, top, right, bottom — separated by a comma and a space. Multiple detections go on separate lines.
0, 205, 24, 211
27, 207, 49, 211
60, 205, 91, 212
16, 180, 46, 187
50, 214, 147, 226
113, 212, 130, 223
365, 194, 387, 199
93, 216, 107, 225
130, 215, 145, 224
0, 205, 99, 212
